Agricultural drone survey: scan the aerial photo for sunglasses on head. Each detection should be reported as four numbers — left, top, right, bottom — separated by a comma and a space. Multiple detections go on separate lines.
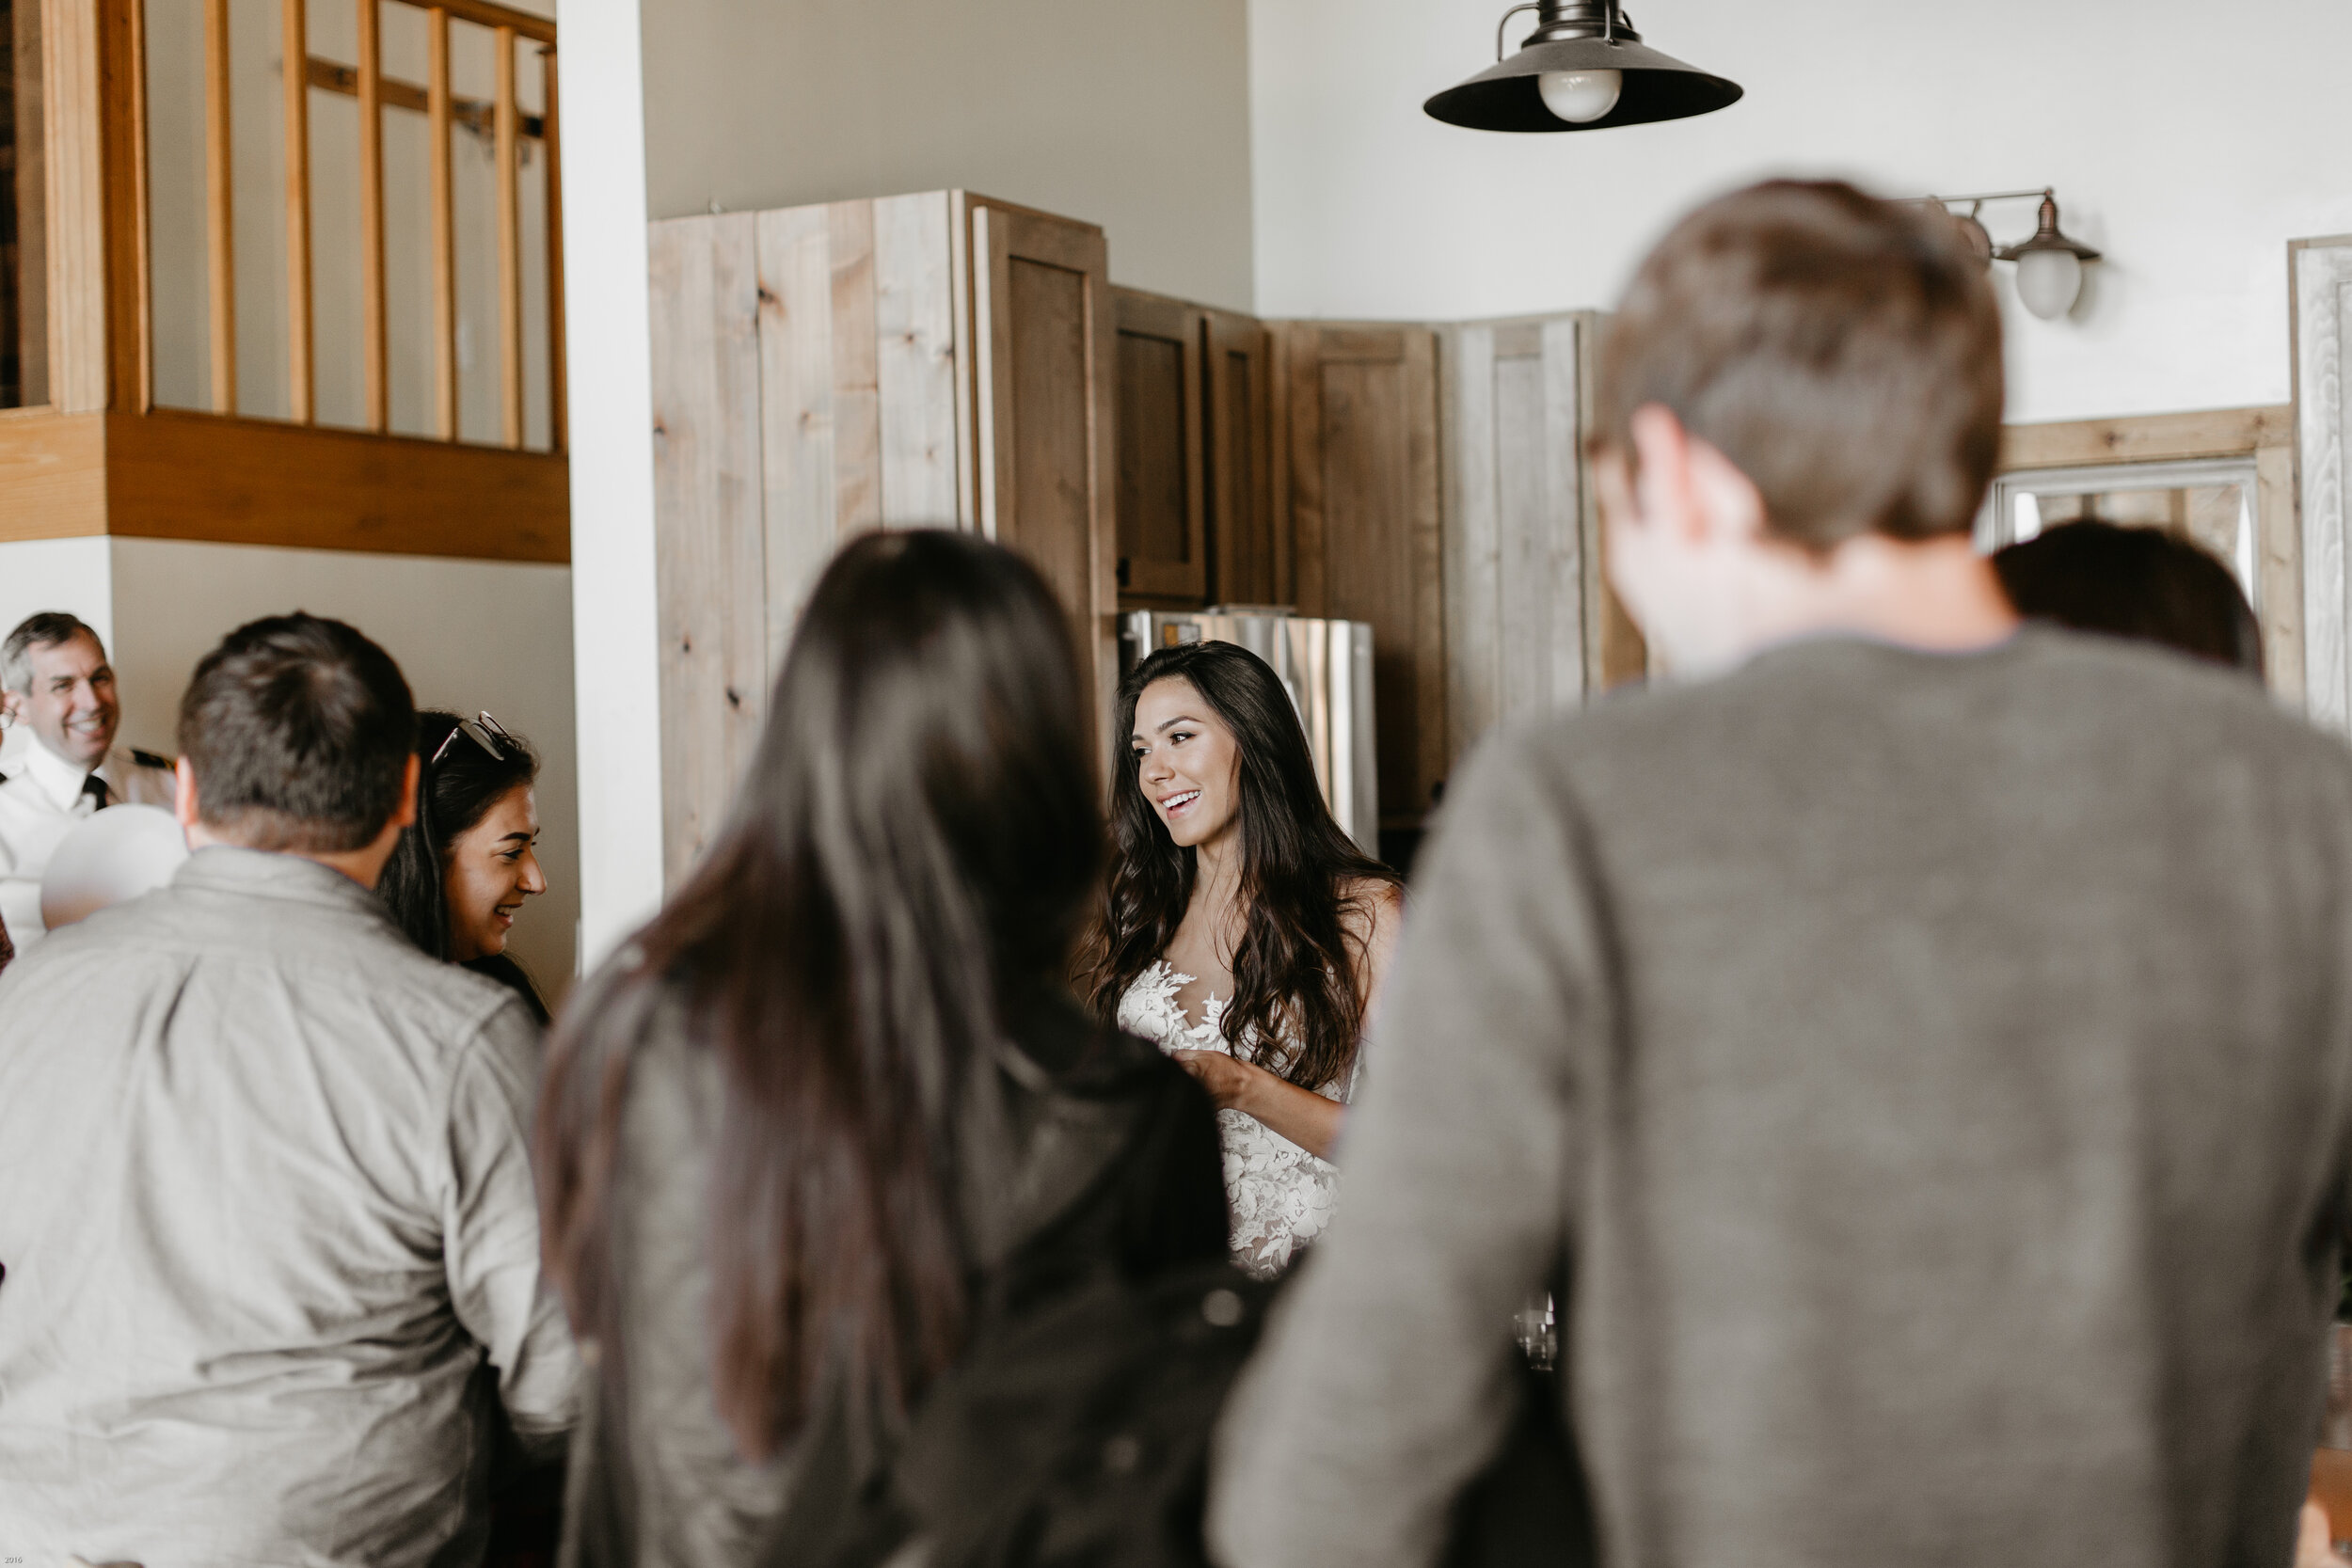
429, 710, 515, 767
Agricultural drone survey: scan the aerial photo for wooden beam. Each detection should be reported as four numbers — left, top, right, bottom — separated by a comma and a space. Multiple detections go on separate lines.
104, 410, 570, 561
1999, 405, 2296, 470
203, 0, 234, 413
282, 0, 313, 421
357, 0, 387, 431
541, 44, 564, 451
427, 9, 455, 438
0, 409, 106, 539
494, 25, 521, 447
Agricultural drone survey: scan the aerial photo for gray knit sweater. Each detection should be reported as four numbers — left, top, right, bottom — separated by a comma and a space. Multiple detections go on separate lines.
1211, 627, 2352, 1568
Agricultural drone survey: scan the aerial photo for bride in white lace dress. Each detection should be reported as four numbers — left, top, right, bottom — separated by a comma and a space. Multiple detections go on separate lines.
1087, 641, 1404, 1279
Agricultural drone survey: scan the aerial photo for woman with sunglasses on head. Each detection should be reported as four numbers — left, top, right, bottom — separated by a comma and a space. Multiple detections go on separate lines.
1084, 639, 1405, 1279
378, 709, 551, 1023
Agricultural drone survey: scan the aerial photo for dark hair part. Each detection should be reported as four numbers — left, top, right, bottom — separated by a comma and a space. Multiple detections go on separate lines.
537, 530, 1100, 1461
2, 611, 103, 695
1595, 179, 2005, 549
1994, 520, 2264, 678
177, 612, 416, 854
378, 710, 541, 959
1082, 640, 1398, 1094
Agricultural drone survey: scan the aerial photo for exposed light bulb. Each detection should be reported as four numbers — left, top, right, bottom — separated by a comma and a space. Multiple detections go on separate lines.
2014, 248, 2083, 321
1538, 69, 1622, 123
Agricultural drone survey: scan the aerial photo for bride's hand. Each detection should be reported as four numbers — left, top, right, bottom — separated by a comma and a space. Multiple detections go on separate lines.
1171, 1049, 1260, 1113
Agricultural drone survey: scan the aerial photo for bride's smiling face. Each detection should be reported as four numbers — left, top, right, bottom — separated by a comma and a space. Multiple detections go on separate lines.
1132, 676, 1242, 850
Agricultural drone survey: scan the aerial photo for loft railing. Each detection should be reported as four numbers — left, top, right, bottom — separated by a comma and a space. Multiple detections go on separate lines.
157, 0, 563, 449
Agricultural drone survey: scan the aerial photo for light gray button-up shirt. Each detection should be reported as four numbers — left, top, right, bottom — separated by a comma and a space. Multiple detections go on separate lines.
0, 845, 578, 1568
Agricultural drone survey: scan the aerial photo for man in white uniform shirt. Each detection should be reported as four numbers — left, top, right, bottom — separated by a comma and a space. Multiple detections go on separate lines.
0, 611, 175, 950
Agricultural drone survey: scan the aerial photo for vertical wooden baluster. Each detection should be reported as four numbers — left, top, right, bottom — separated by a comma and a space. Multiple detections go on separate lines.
203, 0, 234, 412
493, 24, 520, 449
428, 6, 454, 438
282, 0, 312, 421
541, 44, 564, 452
357, 0, 385, 430
131, 0, 153, 411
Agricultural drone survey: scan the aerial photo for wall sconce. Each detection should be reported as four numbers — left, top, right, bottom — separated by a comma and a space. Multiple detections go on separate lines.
1918, 188, 2104, 321
1425, 1, 1741, 133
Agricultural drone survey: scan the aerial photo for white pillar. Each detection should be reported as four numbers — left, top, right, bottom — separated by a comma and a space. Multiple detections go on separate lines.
556, 0, 665, 969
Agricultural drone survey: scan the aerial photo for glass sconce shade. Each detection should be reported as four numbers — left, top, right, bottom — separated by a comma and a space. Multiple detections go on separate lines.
2015, 248, 2084, 321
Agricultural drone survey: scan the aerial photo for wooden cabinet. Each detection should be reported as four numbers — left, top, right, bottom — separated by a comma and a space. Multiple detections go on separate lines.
1270, 322, 1447, 832
647, 190, 1117, 879
1205, 307, 1282, 607
1112, 288, 1209, 605
1440, 311, 1645, 761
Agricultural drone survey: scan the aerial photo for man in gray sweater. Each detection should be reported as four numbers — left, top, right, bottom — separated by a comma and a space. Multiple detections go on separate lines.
1210, 181, 2352, 1568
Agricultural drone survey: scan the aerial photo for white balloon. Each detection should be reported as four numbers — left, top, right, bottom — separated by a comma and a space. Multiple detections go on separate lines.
41, 804, 190, 929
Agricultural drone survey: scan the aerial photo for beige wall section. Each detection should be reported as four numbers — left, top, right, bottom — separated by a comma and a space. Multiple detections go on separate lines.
637, 0, 1257, 313
83, 539, 580, 999
0, 536, 114, 653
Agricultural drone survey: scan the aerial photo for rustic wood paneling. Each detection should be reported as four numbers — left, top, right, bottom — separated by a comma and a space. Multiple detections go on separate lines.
1274, 321, 1446, 826
1112, 286, 1206, 605
824, 199, 882, 532
972, 199, 1118, 755
874, 191, 961, 525
1203, 306, 1278, 607
1442, 312, 1593, 761
754, 202, 842, 658
42, 0, 104, 412
649, 215, 767, 883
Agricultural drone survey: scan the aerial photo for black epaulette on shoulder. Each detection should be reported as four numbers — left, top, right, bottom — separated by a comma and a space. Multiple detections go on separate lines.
130, 748, 173, 770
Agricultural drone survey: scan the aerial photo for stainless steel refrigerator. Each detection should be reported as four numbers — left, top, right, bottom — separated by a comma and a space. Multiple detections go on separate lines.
1117, 609, 1378, 855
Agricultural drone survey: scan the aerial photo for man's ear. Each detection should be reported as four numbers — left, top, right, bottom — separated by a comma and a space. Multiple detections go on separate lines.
391, 752, 421, 832
0, 687, 19, 727
1628, 404, 1705, 546
173, 756, 200, 831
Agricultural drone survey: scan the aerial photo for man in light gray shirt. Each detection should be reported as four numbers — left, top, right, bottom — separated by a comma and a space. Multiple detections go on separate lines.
0, 612, 576, 1568
1212, 182, 2352, 1568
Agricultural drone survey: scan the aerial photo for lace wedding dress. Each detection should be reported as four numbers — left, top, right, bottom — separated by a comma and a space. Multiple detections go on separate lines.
1117, 959, 1343, 1278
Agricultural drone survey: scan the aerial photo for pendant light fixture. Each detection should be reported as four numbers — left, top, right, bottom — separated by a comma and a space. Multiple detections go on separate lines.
1424, 2, 1741, 134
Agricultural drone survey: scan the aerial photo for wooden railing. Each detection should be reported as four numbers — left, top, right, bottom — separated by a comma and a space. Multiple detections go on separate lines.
167, 0, 563, 449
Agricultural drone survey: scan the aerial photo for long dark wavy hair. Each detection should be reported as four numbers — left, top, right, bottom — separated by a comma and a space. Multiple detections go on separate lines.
1083, 640, 1398, 1093
536, 531, 1099, 1462
377, 709, 540, 961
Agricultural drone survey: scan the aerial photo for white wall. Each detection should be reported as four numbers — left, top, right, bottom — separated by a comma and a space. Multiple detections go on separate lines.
1248, 0, 2352, 422
638, 0, 1258, 311
0, 537, 580, 998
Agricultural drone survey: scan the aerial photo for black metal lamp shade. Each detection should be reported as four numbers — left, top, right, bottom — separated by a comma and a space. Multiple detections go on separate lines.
1425, 6, 1741, 133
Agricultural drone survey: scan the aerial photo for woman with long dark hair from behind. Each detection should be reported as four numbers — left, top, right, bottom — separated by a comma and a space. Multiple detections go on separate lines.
1085, 640, 1403, 1279
376, 709, 551, 1022
535, 531, 1228, 1567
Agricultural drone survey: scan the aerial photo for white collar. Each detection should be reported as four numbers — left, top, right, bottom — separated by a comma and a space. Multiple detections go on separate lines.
20, 732, 98, 812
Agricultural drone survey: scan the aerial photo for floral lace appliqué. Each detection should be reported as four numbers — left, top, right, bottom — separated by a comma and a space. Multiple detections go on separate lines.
1117, 959, 1343, 1279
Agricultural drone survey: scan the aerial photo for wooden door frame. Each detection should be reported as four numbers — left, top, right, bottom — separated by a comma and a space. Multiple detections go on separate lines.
1994, 404, 2298, 700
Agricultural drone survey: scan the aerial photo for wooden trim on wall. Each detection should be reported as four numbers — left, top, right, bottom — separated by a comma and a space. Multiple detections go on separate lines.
104, 411, 569, 561
0, 409, 107, 538
1997, 405, 2294, 471
203, 0, 234, 412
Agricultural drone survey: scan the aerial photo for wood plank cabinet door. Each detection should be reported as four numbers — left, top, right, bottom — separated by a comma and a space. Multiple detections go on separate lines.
1273, 321, 1446, 829
1204, 306, 1281, 608
648, 214, 769, 884
1439, 310, 1645, 758
968, 198, 1120, 758
1111, 286, 1208, 607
